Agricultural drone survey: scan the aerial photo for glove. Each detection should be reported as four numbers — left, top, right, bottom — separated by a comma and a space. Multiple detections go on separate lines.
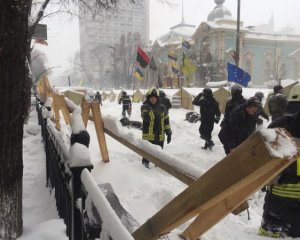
167, 134, 172, 144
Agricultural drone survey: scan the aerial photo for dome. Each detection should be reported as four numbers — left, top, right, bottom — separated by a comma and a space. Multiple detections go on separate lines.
207, 0, 232, 21
156, 21, 196, 47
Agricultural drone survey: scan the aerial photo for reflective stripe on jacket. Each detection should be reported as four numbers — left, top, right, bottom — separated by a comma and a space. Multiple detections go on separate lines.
141, 102, 170, 142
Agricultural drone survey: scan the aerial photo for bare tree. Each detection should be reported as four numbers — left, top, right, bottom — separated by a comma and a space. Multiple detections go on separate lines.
273, 55, 287, 84
0, 0, 175, 238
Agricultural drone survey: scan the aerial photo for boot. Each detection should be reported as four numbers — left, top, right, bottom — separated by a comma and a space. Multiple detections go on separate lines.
207, 140, 214, 151
201, 142, 208, 150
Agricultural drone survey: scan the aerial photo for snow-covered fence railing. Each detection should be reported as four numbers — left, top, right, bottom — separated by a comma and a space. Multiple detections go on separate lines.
36, 102, 100, 240
81, 169, 135, 240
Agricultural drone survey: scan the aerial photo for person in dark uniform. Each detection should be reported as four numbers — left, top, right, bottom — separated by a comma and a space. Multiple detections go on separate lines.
218, 97, 258, 155
158, 90, 172, 113
259, 110, 300, 238
268, 85, 288, 121
94, 91, 102, 106
192, 88, 221, 150
254, 91, 269, 125
119, 91, 132, 117
141, 88, 172, 168
221, 84, 246, 127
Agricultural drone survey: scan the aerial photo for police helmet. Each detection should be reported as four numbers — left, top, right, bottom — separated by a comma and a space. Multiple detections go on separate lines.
231, 85, 242, 96
202, 87, 213, 97
254, 91, 264, 100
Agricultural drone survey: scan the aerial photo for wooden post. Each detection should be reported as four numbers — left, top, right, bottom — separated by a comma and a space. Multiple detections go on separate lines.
52, 94, 61, 130
132, 130, 300, 240
81, 100, 91, 128
91, 101, 110, 163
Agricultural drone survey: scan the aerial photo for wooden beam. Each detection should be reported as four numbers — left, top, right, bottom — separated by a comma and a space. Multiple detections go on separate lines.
91, 101, 110, 163
180, 163, 291, 240
81, 100, 91, 128
104, 128, 195, 185
132, 130, 300, 240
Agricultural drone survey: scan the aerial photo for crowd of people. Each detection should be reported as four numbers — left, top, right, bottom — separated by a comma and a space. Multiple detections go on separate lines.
95, 83, 299, 238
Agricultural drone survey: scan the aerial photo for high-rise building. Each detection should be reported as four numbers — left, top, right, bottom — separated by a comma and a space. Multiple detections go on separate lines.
79, 0, 149, 87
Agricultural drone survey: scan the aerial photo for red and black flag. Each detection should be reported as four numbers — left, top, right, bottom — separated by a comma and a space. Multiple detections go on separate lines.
136, 46, 150, 68
149, 56, 157, 71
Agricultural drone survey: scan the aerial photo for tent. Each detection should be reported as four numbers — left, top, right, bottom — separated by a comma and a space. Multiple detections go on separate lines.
212, 87, 230, 113
132, 89, 146, 103
264, 82, 298, 115
62, 90, 84, 105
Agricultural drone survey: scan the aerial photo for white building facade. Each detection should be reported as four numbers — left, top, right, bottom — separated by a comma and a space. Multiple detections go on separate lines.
79, 0, 150, 87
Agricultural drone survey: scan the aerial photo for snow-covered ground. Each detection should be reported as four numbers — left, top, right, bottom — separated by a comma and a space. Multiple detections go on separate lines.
19, 109, 67, 240
20, 98, 297, 239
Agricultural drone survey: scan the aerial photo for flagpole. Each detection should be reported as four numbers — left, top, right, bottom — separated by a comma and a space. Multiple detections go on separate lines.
131, 46, 138, 95
236, 0, 241, 67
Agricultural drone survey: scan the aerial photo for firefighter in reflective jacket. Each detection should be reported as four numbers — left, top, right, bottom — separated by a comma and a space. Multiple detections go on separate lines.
141, 88, 172, 168
119, 91, 132, 117
259, 110, 300, 238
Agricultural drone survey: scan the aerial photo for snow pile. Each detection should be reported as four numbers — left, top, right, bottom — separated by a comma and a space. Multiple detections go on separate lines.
81, 169, 134, 240
25, 124, 40, 136
69, 143, 92, 167
102, 114, 203, 179
65, 97, 78, 110
42, 97, 53, 119
71, 107, 85, 134
47, 120, 70, 159
20, 110, 67, 240
18, 219, 67, 240
260, 128, 298, 159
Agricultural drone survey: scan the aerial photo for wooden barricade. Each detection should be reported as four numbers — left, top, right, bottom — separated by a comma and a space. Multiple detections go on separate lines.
52, 93, 72, 130
132, 129, 300, 240
81, 100, 109, 163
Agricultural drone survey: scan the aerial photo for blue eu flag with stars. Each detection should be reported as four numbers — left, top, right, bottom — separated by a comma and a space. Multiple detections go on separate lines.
227, 62, 251, 87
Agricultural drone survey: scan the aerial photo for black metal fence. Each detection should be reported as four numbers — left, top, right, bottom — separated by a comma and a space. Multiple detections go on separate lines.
36, 102, 100, 240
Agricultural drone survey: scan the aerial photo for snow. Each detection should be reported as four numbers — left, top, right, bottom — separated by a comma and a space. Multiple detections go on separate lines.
19, 110, 67, 240
206, 80, 228, 88
44, 97, 53, 107
21, 96, 299, 240
70, 106, 85, 134
81, 169, 134, 240
69, 143, 92, 167
260, 128, 298, 159
65, 97, 78, 109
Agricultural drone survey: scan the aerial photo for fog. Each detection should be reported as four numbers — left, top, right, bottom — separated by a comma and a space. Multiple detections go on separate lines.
37, 0, 300, 83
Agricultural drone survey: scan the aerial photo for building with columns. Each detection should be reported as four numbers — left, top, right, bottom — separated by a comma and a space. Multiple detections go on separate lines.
151, 0, 300, 88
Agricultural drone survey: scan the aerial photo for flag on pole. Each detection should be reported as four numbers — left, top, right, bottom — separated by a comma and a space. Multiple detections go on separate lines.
158, 70, 163, 88
182, 39, 191, 49
136, 46, 150, 68
171, 61, 179, 74
149, 56, 157, 71
135, 66, 144, 80
182, 53, 196, 76
168, 53, 177, 61
227, 62, 251, 87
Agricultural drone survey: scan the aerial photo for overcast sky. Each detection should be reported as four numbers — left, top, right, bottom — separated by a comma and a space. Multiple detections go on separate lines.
38, 0, 300, 79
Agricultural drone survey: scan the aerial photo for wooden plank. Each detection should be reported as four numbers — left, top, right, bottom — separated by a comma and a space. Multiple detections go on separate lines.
132, 130, 300, 240
52, 94, 61, 130
81, 100, 91, 128
180, 161, 293, 240
104, 128, 195, 185
91, 101, 110, 163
